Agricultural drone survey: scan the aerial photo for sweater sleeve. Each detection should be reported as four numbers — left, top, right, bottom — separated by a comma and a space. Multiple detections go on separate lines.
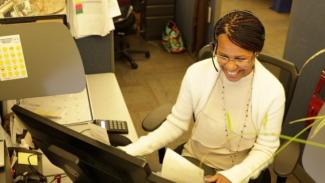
119, 121, 185, 156
218, 88, 285, 183
120, 69, 194, 156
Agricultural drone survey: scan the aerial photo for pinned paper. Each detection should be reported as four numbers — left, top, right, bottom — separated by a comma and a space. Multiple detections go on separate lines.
17, 152, 38, 166
0, 34, 28, 81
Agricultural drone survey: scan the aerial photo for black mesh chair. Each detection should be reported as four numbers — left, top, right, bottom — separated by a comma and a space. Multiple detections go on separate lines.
114, 0, 150, 69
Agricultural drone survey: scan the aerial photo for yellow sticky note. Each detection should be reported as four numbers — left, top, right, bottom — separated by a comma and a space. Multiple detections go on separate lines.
17, 152, 38, 166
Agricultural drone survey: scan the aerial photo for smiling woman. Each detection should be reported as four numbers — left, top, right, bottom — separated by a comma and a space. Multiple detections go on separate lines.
120, 10, 285, 183
215, 34, 255, 81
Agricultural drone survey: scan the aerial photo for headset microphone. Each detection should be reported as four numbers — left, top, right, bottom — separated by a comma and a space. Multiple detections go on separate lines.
210, 42, 219, 72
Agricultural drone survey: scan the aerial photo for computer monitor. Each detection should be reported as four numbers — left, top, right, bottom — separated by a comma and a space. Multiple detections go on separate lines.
11, 105, 171, 183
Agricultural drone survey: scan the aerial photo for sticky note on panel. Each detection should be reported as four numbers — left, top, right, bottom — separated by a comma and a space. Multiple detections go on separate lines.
17, 152, 38, 166
0, 34, 28, 81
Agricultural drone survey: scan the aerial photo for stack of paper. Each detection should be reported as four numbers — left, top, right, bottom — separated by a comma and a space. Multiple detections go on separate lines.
161, 148, 205, 183
66, 0, 121, 38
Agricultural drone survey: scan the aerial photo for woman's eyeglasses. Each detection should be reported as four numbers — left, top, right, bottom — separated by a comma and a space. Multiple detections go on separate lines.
216, 54, 251, 63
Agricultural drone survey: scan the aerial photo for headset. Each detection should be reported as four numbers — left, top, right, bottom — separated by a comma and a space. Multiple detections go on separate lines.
210, 10, 263, 73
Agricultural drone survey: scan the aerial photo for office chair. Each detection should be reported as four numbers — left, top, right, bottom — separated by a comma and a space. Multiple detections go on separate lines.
272, 54, 325, 183
114, 0, 150, 69
257, 53, 298, 117
273, 105, 325, 183
141, 44, 300, 183
142, 46, 298, 133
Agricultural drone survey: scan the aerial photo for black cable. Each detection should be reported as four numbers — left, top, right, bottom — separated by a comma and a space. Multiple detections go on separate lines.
211, 47, 219, 72
27, 153, 47, 183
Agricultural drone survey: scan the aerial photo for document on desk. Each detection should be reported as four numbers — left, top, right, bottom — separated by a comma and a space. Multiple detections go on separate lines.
161, 148, 204, 183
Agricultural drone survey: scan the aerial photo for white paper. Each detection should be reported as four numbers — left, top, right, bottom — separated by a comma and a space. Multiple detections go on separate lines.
88, 123, 110, 145
107, 0, 121, 17
7, 89, 92, 125
66, 0, 121, 38
161, 148, 204, 183
0, 34, 28, 81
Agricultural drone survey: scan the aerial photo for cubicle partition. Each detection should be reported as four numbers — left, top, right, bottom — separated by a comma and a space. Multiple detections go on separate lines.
0, 15, 115, 74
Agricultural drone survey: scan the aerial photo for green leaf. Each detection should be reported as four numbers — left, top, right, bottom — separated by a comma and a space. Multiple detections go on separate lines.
261, 113, 268, 128
311, 117, 325, 138
289, 115, 325, 124
226, 112, 232, 132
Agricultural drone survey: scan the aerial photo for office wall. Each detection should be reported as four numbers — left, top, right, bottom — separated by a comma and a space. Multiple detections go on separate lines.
75, 33, 114, 74
282, 0, 325, 136
175, 0, 196, 52
284, 0, 325, 69
175, 0, 220, 53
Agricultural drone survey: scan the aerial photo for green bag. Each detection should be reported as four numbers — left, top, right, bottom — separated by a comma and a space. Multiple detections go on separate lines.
162, 21, 186, 53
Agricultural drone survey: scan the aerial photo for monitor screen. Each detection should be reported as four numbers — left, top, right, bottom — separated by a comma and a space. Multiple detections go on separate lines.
11, 105, 171, 183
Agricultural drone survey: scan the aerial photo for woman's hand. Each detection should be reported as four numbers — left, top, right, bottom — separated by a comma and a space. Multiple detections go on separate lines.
205, 174, 231, 183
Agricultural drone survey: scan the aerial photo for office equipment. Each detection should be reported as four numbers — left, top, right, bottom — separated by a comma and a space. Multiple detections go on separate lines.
94, 119, 129, 134
114, 0, 150, 69
8, 147, 44, 182
12, 105, 172, 183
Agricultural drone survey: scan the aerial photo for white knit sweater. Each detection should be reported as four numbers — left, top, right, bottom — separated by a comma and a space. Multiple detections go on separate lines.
121, 58, 285, 183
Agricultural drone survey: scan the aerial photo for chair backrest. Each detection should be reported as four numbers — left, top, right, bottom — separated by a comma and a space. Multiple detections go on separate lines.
197, 43, 213, 61
301, 105, 325, 182
257, 54, 298, 117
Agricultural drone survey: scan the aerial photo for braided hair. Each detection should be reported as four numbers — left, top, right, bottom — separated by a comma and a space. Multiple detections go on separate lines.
214, 10, 265, 52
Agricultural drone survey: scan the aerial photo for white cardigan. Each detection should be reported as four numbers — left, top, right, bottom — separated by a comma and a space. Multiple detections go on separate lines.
121, 58, 285, 183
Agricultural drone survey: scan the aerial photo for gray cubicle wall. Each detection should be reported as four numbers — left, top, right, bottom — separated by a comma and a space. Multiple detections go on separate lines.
175, 0, 220, 53
284, 0, 325, 69
175, 0, 195, 52
75, 33, 115, 74
282, 0, 325, 135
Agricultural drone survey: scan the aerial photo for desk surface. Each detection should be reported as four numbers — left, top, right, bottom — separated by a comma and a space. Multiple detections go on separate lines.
86, 73, 138, 141
41, 73, 138, 181
2, 73, 138, 182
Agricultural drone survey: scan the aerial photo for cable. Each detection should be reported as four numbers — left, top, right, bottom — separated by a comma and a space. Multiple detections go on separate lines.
79, 128, 90, 134
211, 44, 219, 72
27, 153, 47, 182
48, 173, 67, 183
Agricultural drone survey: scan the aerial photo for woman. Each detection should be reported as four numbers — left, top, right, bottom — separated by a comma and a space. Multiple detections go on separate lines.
121, 10, 285, 183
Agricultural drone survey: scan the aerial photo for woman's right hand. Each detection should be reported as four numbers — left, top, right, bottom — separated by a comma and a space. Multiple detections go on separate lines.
205, 174, 231, 183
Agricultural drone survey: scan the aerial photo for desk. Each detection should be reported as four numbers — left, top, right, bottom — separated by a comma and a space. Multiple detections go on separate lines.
86, 73, 138, 141
2, 73, 138, 182
43, 73, 138, 182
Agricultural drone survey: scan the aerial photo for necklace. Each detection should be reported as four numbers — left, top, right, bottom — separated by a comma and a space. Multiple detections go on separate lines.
220, 72, 254, 164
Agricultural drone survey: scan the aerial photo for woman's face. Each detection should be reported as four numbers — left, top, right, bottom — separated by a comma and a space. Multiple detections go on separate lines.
215, 34, 255, 82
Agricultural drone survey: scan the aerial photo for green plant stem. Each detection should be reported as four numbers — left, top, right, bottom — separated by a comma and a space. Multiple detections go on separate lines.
279, 134, 325, 149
